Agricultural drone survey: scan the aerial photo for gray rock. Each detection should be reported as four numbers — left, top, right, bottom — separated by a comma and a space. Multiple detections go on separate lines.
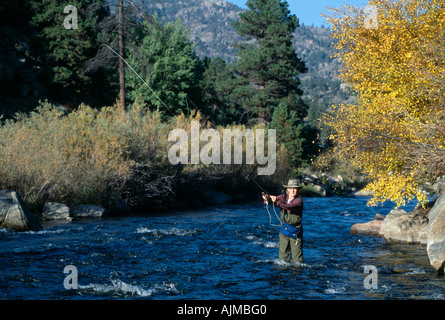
350, 195, 445, 274
72, 204, 106, 218
350, 214, 388, 236
0, 190, 42, 231
374, 213, 385, 221
42, 202, 72, 221
380, 209, 428, 244
427, 194, 445, 274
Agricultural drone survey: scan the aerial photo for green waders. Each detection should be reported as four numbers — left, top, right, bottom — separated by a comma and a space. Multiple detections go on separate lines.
275, 194, 304, 264
279, 226, 303, 263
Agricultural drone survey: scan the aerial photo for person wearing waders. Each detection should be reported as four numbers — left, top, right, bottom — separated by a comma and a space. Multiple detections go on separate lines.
262, 179, 304, 263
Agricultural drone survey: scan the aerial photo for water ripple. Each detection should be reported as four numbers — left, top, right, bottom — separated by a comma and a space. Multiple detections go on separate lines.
1, 197, 443, 300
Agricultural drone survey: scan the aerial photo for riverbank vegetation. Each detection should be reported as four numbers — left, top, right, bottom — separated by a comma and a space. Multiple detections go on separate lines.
0, 0, 442, 213
324, 0, 445, 207
0, 102, 293, 212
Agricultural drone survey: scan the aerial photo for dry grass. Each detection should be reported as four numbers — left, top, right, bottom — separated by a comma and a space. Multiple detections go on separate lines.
0, 102, 167, 209
0, 102, 293, 211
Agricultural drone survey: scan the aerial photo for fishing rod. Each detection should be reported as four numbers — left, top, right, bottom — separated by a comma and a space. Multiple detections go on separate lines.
240, 164, 270, 194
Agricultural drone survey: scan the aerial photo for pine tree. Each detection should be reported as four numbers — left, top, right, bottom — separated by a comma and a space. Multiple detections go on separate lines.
200, 57, 241, 125
231, 0, 307, 124
126, 18, 201, 116
0, 0, 37, 113
268, 102, 304, 170
29, 0, 109, 107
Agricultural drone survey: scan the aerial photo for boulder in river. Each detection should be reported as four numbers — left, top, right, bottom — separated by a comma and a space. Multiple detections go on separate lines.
354, 190, 374, 197
107, 199, 131, 216
351, 214, 384, 236
0, 190, 42, 231
42, 202, 72, 221
202, 189, 232, 206
351, 194, 445, 274
72, 204, 106, 218
380, 208, 428, 244
427, 194, 445, 274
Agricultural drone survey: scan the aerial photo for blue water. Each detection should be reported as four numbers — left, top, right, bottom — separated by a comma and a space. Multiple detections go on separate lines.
1, 196, 444, 300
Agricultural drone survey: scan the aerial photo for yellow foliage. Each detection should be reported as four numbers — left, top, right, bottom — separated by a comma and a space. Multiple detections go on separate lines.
323, 0, 445, 207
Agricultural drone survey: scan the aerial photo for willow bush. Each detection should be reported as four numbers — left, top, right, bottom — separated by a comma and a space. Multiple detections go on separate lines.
0, 101, 291, 211
0, 102, 170, 209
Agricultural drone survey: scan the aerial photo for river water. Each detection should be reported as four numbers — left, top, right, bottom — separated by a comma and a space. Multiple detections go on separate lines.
1, 196, 444, 300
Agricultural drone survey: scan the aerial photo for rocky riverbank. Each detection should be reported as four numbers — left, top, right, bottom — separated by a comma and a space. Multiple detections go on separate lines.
351, 194, 445, 274
0, 190, 42, 231
0, 190, 114, 231
0, 187, 241, 232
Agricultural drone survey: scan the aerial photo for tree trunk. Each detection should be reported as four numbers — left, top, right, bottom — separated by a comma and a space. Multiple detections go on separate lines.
118, 0, 126, 110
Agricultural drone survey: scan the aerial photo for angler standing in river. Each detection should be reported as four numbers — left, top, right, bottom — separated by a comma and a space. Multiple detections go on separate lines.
262, 179, 304, 264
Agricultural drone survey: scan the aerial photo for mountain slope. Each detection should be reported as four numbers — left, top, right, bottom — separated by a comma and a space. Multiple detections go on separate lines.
144, 0, 353, 110
148, 0, 242, 61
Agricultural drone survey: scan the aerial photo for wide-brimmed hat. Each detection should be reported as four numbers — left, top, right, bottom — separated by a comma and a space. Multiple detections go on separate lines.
283, 179, 303, 188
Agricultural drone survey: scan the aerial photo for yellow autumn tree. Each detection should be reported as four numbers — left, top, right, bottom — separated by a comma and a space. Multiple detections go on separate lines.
323, 0, 445, 207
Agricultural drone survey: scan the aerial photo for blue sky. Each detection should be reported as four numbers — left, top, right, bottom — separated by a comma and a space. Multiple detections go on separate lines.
225, 0, 369, 27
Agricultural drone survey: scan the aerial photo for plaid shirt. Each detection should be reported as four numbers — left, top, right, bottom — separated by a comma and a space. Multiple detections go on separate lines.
275, 194, 303, 215
275, 194, 303, 227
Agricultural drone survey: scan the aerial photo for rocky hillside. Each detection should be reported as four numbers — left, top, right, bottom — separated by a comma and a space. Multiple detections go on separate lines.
146, 0, 242, 62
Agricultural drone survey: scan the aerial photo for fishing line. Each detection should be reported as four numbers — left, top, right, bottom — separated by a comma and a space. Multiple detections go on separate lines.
240, 165, 281, 227
100, 44, 175, 116
240, 165, 269, 194
185, 95, 190, 117
266, 202, 282, 227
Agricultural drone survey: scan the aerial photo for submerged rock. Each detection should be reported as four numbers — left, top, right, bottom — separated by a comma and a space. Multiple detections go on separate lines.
72, 204, 106, 218
0, 190, 42, 231
427, 194, 445, 274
